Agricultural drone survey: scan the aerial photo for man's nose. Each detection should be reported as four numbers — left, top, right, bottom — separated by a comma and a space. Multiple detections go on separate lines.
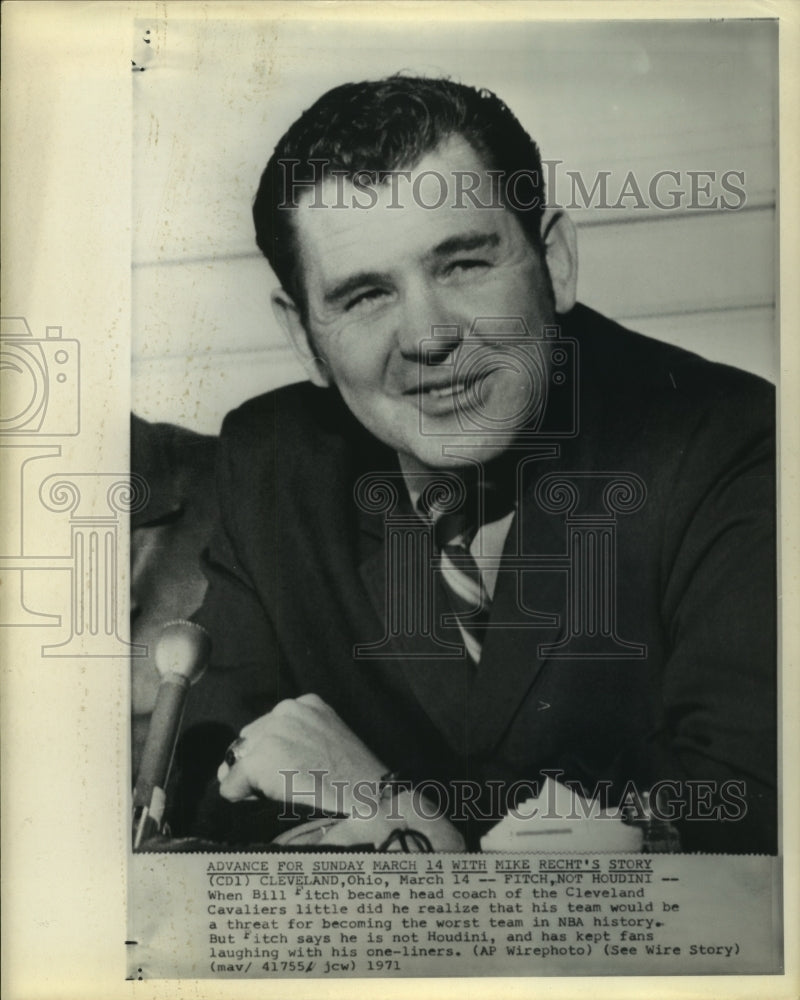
395, 283, 464, 360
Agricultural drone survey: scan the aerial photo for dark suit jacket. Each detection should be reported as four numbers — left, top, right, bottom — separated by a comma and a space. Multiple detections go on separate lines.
189, 304, 776, 852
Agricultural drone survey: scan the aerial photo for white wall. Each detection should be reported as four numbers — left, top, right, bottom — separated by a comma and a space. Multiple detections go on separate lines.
132, 18, 776, 434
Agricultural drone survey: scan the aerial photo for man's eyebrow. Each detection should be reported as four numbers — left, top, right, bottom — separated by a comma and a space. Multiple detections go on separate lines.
430, 232, 501, 257
323, 270, 390, 305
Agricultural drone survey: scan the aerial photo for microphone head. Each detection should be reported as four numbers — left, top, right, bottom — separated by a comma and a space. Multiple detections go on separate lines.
154, 620, 211, 684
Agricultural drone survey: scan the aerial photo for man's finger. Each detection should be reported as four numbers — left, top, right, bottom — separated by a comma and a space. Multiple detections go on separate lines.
296, 692, 326, 709
218, 758, 260, 801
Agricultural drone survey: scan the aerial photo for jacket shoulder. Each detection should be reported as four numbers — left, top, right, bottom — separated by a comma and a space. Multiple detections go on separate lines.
568, 304, 775, 426
216, 382, 373, 504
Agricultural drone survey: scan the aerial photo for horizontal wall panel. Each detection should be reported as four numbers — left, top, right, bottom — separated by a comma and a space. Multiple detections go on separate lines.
576, 206, 774, 321
133, 255, 279, 359
132, 348, 306, 435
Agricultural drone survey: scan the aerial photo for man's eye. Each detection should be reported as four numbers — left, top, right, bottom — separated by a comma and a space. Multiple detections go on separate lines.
345, 288, 388, 312
446, 259, 490, 275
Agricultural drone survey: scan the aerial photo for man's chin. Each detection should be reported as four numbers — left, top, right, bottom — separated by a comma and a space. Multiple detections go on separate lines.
401, 434, 519, 471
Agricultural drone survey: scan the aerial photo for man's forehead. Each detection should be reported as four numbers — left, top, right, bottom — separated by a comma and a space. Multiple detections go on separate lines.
289, 136, 514, 285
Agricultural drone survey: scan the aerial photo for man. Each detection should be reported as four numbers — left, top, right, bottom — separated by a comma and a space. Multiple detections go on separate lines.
189, 76, 775, 852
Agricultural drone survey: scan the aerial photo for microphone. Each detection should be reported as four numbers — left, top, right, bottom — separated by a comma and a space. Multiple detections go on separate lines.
133, 619, 210, 849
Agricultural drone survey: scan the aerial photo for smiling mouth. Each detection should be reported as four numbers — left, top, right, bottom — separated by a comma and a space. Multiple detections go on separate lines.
407, 367, 504, 419
422, 381, 470, 399
411, 364, 503, 400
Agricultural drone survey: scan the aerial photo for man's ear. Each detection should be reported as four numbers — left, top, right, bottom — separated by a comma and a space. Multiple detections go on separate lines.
271, 289, 331, 388
541, 209, 578, 314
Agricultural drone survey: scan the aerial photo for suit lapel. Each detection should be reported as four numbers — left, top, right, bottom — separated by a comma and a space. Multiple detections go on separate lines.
356, 500, 479, 755
354, 449, 571, 759
466, 453, 569, 756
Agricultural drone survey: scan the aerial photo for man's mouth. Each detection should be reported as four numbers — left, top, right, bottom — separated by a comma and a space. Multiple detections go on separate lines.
411, 363, 503, 397
420, 379, 469, 399
409, 365, 502, 415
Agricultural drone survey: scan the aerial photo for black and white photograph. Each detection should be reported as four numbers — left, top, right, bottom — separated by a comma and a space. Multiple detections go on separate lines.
127, 7, 783, 976
2, 2, 799, 997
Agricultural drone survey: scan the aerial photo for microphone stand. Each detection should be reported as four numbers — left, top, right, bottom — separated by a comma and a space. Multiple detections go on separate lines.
132, 620, 210, 849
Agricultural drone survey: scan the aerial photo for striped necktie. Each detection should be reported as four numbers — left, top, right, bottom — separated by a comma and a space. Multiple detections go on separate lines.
434, 508, 490, 665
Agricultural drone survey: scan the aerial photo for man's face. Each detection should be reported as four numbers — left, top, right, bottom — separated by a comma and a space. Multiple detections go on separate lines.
280, 136, 566, 471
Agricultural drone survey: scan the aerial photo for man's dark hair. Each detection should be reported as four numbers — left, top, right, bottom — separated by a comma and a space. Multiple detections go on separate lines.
252, 75, 546, 307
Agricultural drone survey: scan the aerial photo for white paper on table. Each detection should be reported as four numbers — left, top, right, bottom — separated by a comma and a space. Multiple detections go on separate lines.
480, 777, 644, 852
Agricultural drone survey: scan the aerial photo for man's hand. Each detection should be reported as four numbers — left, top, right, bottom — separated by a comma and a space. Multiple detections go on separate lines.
216, 693, 386, 815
